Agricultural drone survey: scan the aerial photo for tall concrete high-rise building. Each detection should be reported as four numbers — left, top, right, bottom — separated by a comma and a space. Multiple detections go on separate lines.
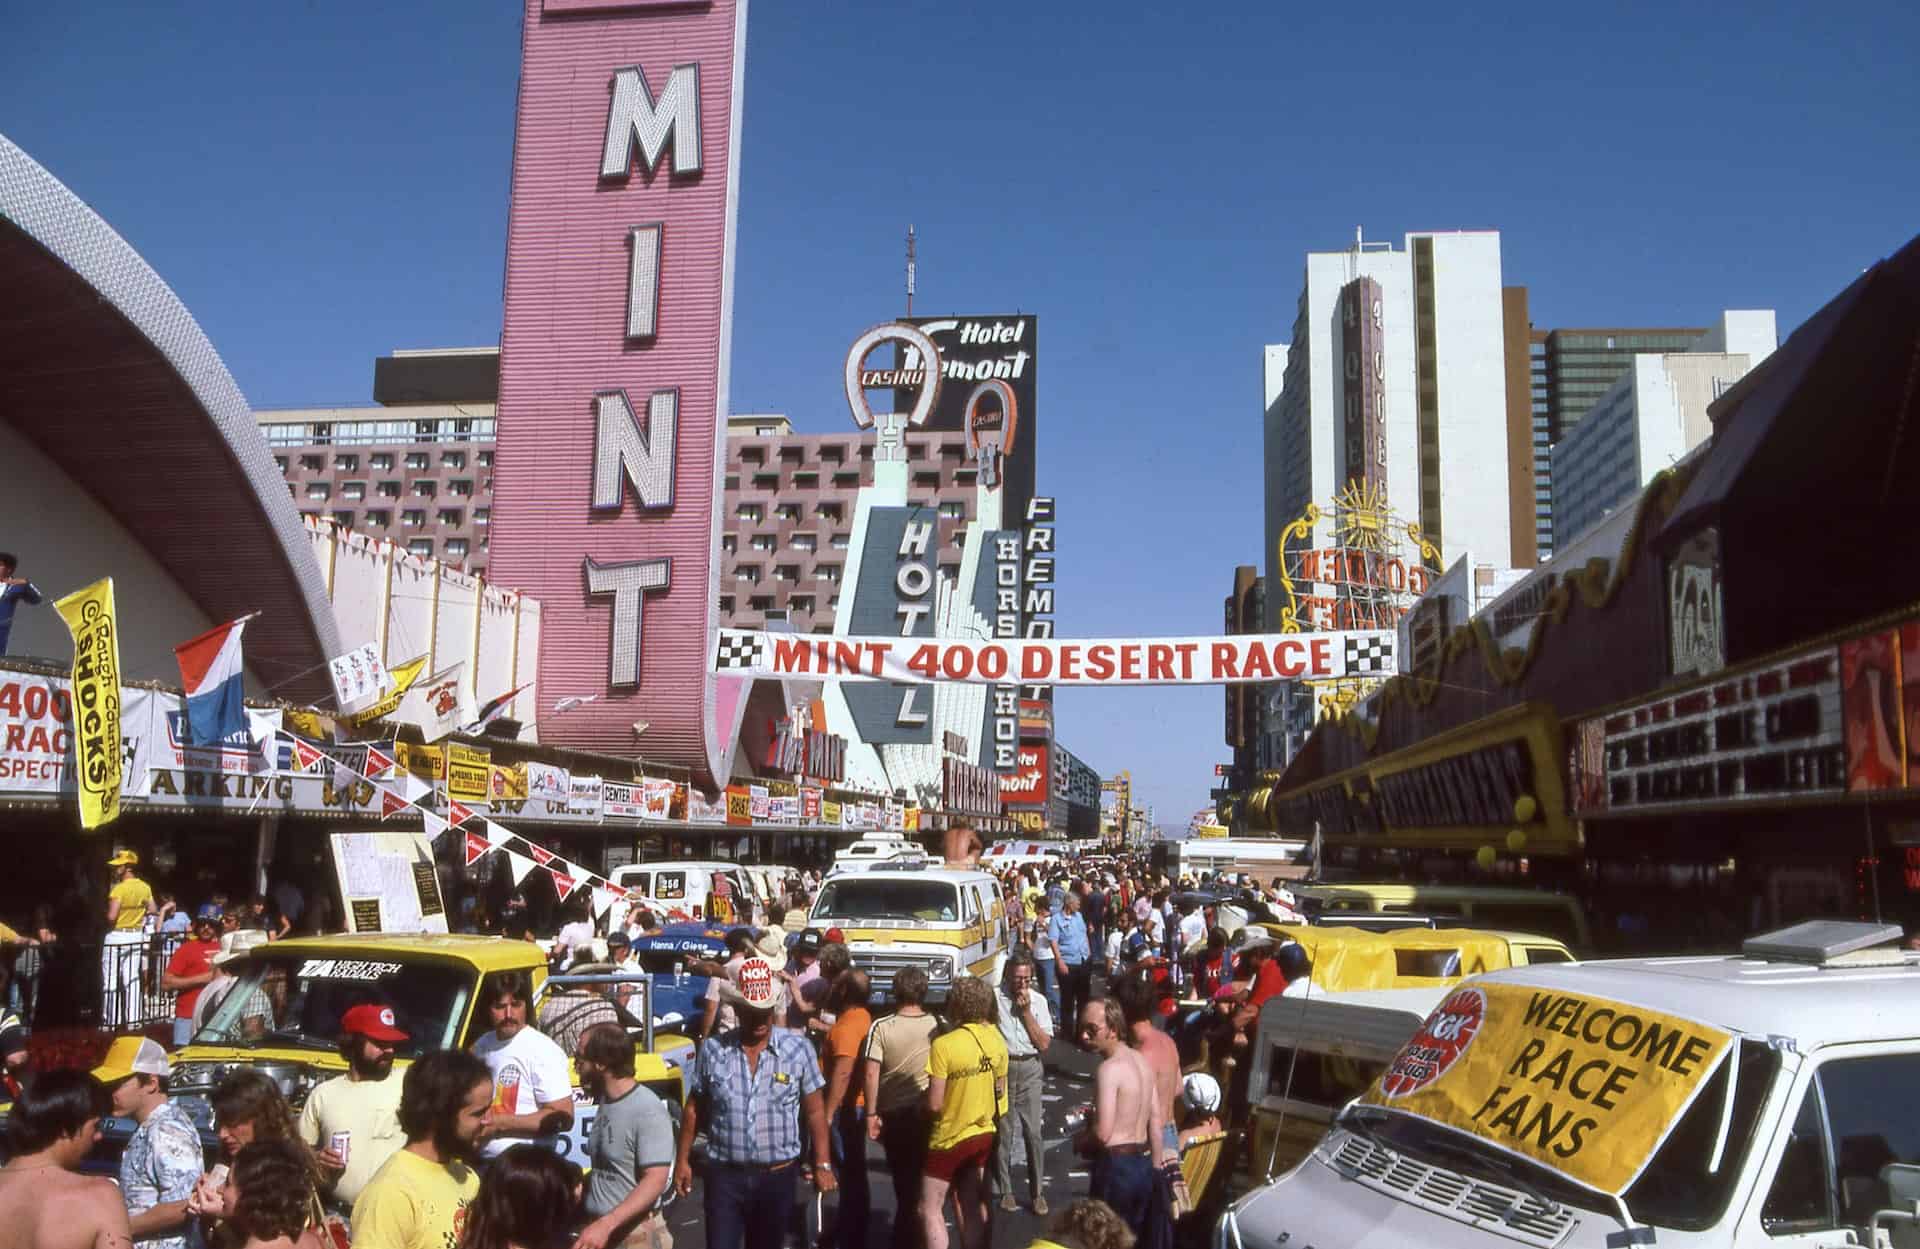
1259, 229, 1530, 770
1551, 311, 1776, 547
1262, 229, 1526, 606
1528, 323, 1706, 559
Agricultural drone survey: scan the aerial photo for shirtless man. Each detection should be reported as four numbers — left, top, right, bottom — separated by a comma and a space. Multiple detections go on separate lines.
0, 1071, 133, 1249
1112, 970, 1182, 1157
1074, 998, 1171, 1238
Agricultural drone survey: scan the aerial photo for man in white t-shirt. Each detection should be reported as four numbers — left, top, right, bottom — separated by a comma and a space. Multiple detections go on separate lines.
470, 971, 574, 1158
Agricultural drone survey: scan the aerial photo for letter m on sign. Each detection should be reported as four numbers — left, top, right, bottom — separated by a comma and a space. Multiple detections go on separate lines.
601, 64, 703, 178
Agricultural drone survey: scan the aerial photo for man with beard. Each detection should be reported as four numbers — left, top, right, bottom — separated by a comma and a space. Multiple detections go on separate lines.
471, 971, 575, 1158
351, 1049, 493, 1249
574, 1023, 674, 1249
301, 1004, 410, 1214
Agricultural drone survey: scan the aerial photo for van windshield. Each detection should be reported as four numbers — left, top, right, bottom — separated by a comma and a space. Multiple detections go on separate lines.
1344, 1040, 1778, 1230
814, 880, 959, 922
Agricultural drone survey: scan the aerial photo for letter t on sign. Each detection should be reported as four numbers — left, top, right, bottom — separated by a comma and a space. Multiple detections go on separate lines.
584, 556, 670, 686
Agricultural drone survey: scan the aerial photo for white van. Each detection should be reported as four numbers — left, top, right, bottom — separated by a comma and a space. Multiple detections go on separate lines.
1221, 920, 1920, 1249
808, 864, 1013, 1006
610, 861, 752, 925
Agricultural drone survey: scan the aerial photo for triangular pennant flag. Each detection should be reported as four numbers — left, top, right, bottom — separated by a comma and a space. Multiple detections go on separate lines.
448, 802, 476, 828
463, 829, 492, 867
528, 845, 555, 867
365, 744, 397, 778
402, 772, 433, 804
379, 787, 409, 820
606, 882, 630, 900
549, 866, 578, 898
507, 851, 536, 887
421, 810, 449, 843
592, 886, 614, 918
484, 820, 516, 847
290, 738, 327, 772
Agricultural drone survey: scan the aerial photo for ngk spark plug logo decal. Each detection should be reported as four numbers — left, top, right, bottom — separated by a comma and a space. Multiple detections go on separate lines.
1380, 987, 1485, 1098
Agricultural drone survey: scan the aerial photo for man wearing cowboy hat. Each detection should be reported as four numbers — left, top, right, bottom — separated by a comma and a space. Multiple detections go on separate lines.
301, 1003, 411, 1213
192, 929, 273, 1041
102, 849, 155, 1029
674, 957, 834, 1249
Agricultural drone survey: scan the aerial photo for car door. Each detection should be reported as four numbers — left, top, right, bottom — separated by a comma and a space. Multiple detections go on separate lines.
1741, 1044, 1920, 1248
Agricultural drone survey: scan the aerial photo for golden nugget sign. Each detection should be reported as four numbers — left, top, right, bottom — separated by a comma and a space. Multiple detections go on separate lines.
1278, 482, 1439, 633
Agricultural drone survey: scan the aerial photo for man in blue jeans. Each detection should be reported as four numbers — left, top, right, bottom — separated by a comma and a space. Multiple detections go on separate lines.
674, 957, 836, 1249
1048, 892, 1093, 1038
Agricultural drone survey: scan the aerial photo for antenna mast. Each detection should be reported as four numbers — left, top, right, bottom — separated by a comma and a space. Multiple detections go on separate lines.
905, 224, 917, 316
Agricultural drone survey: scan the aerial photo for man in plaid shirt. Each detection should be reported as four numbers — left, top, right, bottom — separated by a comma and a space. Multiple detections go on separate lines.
674, 956, 836, 1249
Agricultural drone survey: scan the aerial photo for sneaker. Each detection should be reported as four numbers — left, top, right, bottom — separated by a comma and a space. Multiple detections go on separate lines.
1000, 1194, 1018, 1213
1031, 1196, 1049, 1217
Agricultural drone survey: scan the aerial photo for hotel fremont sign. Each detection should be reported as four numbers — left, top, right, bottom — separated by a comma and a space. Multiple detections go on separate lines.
492, 0, 748, 782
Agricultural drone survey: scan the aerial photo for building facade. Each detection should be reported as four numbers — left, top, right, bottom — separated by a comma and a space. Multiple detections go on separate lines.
1528, 324, 1704, 559
257, 347, 499, 579
1262, 229, 1523, 601
718, 414, 983, 632
1550, 311, 1777, 547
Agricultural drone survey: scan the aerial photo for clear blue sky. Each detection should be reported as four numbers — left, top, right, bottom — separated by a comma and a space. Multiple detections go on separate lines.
7, 2, 1918, 830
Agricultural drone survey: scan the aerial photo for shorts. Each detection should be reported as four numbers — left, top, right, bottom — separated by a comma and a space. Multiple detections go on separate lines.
924, 1131, 995, 1181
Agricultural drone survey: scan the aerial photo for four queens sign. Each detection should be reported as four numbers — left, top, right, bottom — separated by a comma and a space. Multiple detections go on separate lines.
490, 0, 747, 784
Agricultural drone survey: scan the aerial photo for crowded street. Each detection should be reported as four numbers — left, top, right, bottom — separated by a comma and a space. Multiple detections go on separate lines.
5, 3, 1920, 1249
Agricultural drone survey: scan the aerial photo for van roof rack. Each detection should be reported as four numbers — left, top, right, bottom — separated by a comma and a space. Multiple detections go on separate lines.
1742, 920, 1906, 965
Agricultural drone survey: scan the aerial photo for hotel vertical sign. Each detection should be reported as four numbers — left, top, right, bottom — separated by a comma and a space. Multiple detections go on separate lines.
491, 0, 747, 782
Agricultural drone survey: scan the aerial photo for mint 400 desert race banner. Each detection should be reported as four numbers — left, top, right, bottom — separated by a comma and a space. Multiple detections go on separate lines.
711, 629, 1396, 685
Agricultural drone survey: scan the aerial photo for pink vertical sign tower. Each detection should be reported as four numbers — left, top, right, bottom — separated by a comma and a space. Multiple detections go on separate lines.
491, 0, 747, 783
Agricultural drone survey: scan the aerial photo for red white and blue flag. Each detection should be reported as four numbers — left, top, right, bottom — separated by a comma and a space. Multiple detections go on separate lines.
173, 617, 250, 745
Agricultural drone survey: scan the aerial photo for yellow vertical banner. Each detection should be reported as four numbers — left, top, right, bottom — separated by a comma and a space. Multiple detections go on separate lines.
53, 578, 123, 829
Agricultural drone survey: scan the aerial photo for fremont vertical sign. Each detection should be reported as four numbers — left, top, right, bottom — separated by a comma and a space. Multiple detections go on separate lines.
491, 0, 747, 783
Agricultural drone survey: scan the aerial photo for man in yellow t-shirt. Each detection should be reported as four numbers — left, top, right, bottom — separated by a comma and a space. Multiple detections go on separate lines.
102, 849, 154, 1029
922, 977, 1008, 1249
352, 1049, 491, 1249
301, 1005, 410, 1214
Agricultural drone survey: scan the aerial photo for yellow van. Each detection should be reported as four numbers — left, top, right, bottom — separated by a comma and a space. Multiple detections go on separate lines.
809, 863, 1014, 1005
1291, 881, 1592, 951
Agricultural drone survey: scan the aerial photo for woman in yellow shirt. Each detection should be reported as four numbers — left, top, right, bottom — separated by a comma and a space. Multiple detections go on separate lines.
923, 977, 1007, 1249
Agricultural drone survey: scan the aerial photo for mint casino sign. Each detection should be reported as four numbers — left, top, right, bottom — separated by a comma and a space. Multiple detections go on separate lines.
490, 0, 748, 782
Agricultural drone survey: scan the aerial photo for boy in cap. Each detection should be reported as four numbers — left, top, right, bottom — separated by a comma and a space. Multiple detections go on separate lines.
674, 957, 834, 1249
301, 1003, 411, 1213
96, 1036, 201, 1249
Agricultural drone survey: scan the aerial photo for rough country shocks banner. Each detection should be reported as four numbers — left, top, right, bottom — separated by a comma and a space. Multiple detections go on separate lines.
1363, 984, 1733, 1195
713, 629, 1397, 685
490, 0, 747, 781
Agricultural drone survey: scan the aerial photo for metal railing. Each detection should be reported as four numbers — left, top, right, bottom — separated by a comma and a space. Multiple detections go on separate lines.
19, 933, 188, 1033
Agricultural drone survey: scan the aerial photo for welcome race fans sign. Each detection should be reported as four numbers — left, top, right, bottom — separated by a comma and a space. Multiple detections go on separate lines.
711, 628, 1396, 686
1362, 984, 1735, 1195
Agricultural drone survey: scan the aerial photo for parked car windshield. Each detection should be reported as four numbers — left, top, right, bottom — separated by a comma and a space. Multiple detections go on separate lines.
193, 952, 474, 1055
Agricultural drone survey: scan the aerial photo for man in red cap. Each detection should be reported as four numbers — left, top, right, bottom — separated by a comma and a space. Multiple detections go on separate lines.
299, 1003, 410, 1214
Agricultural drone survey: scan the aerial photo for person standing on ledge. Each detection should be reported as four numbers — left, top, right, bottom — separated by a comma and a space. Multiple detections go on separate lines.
0, 553, 43, 657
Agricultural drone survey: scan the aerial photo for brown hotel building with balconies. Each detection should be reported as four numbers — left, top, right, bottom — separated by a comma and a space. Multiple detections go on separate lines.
257, 349, 984, 629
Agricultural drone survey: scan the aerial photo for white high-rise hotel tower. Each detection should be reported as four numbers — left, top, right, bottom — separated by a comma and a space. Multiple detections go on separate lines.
1260, 229, 1527, 767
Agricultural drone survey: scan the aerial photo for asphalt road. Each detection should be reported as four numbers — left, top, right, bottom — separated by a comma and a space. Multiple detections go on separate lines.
665, 1041, 1107, 1249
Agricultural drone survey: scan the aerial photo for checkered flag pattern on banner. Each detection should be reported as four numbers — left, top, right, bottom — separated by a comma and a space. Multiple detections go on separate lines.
713, 631, 764, 673
1344, 632, 1393, 676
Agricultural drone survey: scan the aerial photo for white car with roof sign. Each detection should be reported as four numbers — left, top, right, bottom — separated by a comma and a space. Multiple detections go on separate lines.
1218, 920, 1920, 1249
